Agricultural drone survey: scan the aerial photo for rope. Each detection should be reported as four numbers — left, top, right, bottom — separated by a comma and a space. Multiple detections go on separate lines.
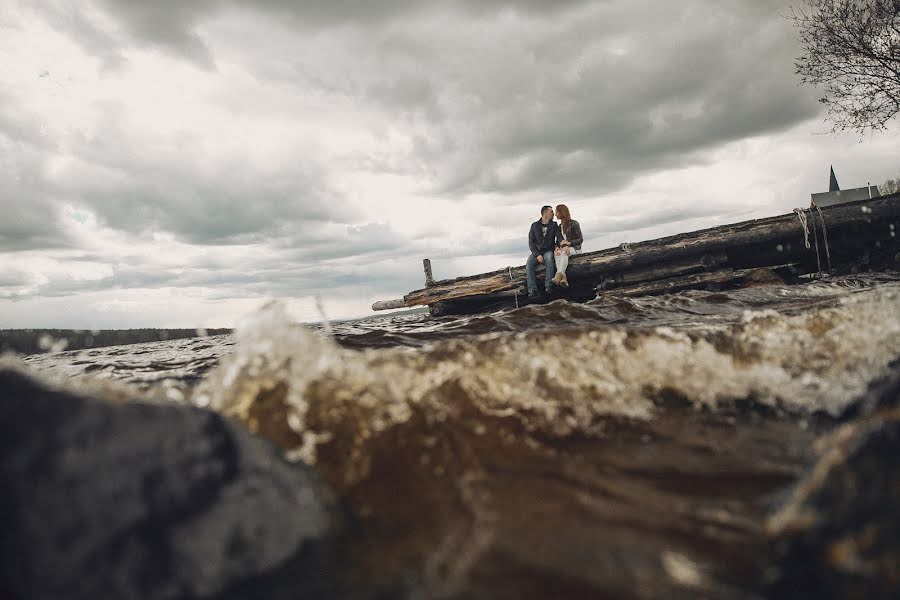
793, 208, 811, 249
810, 206, 822, 274
813, 203, 832, 271
508, 266, 519, 309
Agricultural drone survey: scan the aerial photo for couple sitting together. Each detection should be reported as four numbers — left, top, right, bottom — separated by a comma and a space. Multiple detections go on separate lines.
526, 204, 583, 298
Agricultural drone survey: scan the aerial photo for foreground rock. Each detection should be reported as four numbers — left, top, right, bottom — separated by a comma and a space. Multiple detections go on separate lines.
0, 367, 341, 600
765, 365, 900, 598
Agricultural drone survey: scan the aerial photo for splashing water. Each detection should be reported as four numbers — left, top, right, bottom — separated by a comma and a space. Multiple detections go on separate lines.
14, 274, 900, 598
193, 281, 900, 476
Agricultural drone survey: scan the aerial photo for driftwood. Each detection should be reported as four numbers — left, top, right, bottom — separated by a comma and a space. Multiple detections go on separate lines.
372, 298, 407, 311
372, 193, 900, 314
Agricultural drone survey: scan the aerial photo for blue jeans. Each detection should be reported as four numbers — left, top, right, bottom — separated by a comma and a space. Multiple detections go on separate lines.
526, 251, 556, 294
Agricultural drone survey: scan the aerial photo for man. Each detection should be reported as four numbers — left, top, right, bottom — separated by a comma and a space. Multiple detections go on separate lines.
526, 205, 561, 298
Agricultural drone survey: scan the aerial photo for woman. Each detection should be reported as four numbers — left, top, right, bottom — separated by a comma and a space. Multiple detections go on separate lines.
552, 204, 583, 289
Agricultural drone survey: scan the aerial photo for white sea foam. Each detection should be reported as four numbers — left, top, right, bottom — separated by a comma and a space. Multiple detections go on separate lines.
194, 284, 900, 469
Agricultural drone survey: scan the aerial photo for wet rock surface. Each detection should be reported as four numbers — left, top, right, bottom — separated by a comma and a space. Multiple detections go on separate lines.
765, 364, 900, 598
0, 367, 341, 600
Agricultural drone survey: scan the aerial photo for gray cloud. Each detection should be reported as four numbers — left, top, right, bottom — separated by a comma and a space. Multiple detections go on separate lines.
26, 1, 130, 71
4, 0, 866, 325
28, 0, 597, 71
0, 269, 31, 292
70, 111, 345, 244
273, 222, 407, 263
0, 94, 348, 248
586, 206, 727, 235
187, 0, 819, 199
0, 128, 73, 252
2, 243, 422, 303
23, 1, 821, 202
408, 2, 819, 196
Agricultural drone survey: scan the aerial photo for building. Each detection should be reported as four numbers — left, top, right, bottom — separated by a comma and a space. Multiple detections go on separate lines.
811, 166, 881, 207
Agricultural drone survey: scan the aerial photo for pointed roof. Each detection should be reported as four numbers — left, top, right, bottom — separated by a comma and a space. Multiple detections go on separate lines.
829, 165, 840, 192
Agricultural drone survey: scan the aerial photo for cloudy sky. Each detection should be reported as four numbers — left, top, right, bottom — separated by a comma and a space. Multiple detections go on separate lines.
1, 0, 897, 327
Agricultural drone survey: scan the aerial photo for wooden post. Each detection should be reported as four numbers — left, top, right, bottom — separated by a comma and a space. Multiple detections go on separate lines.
423, 258, 435, 287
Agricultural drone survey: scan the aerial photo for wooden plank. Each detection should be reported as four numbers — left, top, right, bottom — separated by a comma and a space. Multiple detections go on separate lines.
400, 194, 900, 307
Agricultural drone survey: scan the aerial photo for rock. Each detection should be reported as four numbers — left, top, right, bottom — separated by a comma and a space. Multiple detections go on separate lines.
838, 357, 900, 420
0, 367, 342, 600
764, 365, 900, 598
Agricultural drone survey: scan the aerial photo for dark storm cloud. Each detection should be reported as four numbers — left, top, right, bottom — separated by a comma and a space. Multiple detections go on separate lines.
412, 1, 820, 196
29, 0, 594, 70
28, 0, 819, 202
177, 0, 817, 199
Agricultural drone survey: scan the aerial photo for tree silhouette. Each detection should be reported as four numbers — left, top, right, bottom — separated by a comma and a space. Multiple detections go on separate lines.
791, 0, 900, 132
882, 174, 900, 194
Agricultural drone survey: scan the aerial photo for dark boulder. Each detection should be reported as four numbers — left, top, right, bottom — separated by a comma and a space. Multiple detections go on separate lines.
764, 365, 900, 598
0, 367, 342, 600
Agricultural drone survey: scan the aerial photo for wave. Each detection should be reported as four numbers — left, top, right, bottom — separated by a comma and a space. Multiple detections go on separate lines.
194, 281, 900, 475
10, 275, 900, 597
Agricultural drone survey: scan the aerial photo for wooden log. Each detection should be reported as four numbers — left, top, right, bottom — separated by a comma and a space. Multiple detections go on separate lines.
401, 194, 900, 307
423, 230, 895, 314
604, 266, 788, 298
422, 222, 898, 315
596, 252, 727, 290
372, 298, 407, 311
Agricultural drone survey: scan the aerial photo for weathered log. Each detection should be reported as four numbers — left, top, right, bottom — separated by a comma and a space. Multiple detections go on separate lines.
596, 252, 727, 290
605, 266, 791, 297
372, 298, 407, 311
399, 194, 899, 307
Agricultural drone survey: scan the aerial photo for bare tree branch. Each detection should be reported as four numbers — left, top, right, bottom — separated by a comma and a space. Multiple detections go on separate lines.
790, 0, 900, 132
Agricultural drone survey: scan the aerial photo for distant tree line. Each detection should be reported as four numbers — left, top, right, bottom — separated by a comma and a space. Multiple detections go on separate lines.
0, 328, 233, 356
882, 173, 900, 195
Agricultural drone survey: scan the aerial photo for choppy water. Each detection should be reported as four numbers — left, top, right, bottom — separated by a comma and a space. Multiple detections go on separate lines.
14, 273, 900, 598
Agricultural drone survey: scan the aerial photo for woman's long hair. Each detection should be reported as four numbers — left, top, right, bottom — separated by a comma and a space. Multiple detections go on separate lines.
555, 204, 572, 237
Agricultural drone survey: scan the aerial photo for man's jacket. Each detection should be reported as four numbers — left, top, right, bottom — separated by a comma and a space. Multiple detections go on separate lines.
528, 220, 561, 256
